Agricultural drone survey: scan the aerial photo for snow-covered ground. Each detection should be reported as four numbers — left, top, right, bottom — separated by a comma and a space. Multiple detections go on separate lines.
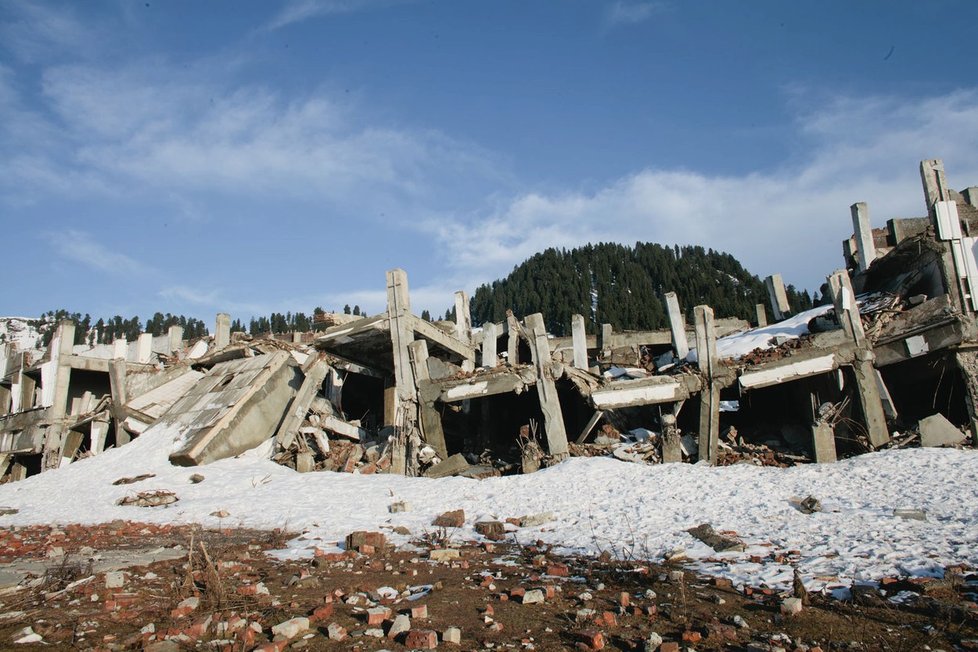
0, 317, 41, 353
0, 421, 975, 596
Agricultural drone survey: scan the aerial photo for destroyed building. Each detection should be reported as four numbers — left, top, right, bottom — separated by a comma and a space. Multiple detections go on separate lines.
1, 158, 977, 483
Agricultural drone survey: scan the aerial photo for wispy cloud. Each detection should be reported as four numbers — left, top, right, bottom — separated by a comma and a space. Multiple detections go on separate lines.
0, 3, 96, 63
419, 89, 978, 293
43, 229, 151, 275
265, 0, 416, 30
158, 286, 265, 315
606, 1, 664, 27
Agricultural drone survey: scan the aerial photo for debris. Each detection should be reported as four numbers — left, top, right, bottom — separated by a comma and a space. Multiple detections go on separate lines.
432, 510, 465, 528
116, 490, 178, 507
112, 473, 156, 485
918, 413, 967, 448
686, 523, 746, 552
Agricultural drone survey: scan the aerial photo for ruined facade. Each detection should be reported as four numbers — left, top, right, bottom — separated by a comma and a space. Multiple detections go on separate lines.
1, 158, 976, 483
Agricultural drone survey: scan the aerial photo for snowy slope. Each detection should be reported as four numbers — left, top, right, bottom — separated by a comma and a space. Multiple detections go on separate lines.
0, 421, 974, 595
0, 317, 41, 353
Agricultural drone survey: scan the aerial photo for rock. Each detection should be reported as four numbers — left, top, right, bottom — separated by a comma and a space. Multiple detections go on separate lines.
387, 613, 410, 639
429, 548, 460, 562
189, 473, 205, 483
474, 521, 505, 540
894, 508, 927, 521
271, 617, 309, 640
686, 523, 745, 552
576, 629, 605, 650
643, 632, 663, 651
732, 614, 749, 629
326, 622, 347, 641
0, 507, 18, 516
516, 512, 555, 528
919, 413, 967, 447
432, 509, 465, 528
442, 626, 462, 644
522, 589, 545, 604
116, 490, 178, 507
210, 509, 230, 518
105, 570, 127, 588
145, 642, 182, 652
13, 627, 42, 644
796, 495, 822, 514
389, 501, 410, 513
781, 597, 803, 615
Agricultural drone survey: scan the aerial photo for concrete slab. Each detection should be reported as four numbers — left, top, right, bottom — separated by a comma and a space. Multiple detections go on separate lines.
919, 413, 967, 447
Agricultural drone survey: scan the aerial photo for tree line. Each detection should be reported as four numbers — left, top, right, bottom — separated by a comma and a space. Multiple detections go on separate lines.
468, 242, 813, 336
36, 310, 209, 347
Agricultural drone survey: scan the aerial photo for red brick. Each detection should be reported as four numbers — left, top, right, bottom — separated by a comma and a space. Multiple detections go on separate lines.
310, 603, 335, 622
404, 629, 438, 649
681, 630, 702, 643
432, 510, 465, 528
600, 611, 617, 626
576, 629, 604, 650
253, 642, 288, 652
410, 604, 428, 619
547, 563, 570, 577
659, 644, 680, 652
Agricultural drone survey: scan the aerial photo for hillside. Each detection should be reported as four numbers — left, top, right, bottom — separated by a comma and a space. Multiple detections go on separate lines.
470, 242, 813, 336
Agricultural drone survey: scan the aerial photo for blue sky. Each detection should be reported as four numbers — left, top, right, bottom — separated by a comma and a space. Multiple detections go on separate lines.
3, 1, 978, 325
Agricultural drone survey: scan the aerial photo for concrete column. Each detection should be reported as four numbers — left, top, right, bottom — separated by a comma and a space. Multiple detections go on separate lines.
108, 359, 130, 448
44, 320, 75, 470
661, 412, 682, 463
600, 323, 613, 359
506, 311, 521, 366
215, 313, 231, 350
919, 158, 949, 213
851, 202, 877, 272
91, 414, 110, 455
828, 270, 866, 347
454, 291, 474, 372
136, 332, 153, 364
755, 303, 768, 328
570, 314, 588, 369
386, 269, 417, 475
408, 339, 447, 459
168, 325, 184, 354
765, 274, 791, 321
482, 322, 498, 368
964, 187, 978, 208
664, 292, 689, 359
694, 306, 720, 464
113, 338, 127, 361
526, 313, 569, 460
0, 386, 9, 416
811, 422, 837, 463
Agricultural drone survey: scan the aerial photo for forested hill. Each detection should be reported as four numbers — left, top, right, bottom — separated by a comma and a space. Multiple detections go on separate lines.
470, 243, 813, 336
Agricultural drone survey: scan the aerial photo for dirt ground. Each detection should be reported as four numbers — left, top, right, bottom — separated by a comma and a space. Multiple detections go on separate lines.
0, 522, 975, 651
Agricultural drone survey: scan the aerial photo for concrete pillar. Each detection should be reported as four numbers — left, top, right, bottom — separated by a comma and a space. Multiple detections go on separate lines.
49, 320, 75, 420
0, 386, 9, 416
506, 311, 521, 366
919, 158, 949, 213
136, 332, 153, 364
755, 303, 768, 328
292, 331, 302, 344
454, 291, 472, 343
108, 359, 130, 448
113, 338, 127, 360
661, 412, 682, 463
482, 322, 498, 368
828, 270, 866, 347
570, 314, 588, 369
386, 269, 417, 475
664, 292, 689, 359
851, 202, 877, 272
765, 274, 791, 321
168, 325, 184, 354
694, 305, 720, 464
964, 187, 978, 209
526, 313, 569, 460
215, 313, 231, 350
91, 414, 110, 455
600, 323, 613, 359
408, 340, 448, 459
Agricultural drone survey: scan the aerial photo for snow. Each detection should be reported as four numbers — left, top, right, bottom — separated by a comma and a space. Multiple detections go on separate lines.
0, 422, 975, 594
688, 303, 834, 363
0, 317, 41, 354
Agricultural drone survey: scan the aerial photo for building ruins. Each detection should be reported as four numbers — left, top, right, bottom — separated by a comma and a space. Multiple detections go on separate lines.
1, 158, 977, 483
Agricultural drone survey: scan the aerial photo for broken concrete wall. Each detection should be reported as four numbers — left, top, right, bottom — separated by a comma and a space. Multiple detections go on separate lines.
168, 351, 301, 466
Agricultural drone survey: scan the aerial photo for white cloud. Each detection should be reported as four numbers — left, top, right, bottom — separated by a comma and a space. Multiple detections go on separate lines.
0, 3, 97, 63
607, 2, 664, 27
265, 0, 416, 30
43, 229, 150, 275
420, 89, 978, 293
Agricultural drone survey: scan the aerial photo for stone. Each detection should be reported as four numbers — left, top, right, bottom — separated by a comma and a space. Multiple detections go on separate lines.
474, 521, 505, 540
643, 632, 663, 652
516, 512, 555, 528
387, 614, 410, 639
404, 629, 438, 649
781, 597, 804, 615
429, 548, 460, 562
919, 413, 966, 447
432, 509, 465, 528
272, 617, 309, 640
326, 623, 347, 641
105, 570, 127, 588
894, 508, 927, 521
442, 626, 462, 644
522, 589, 545, 604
